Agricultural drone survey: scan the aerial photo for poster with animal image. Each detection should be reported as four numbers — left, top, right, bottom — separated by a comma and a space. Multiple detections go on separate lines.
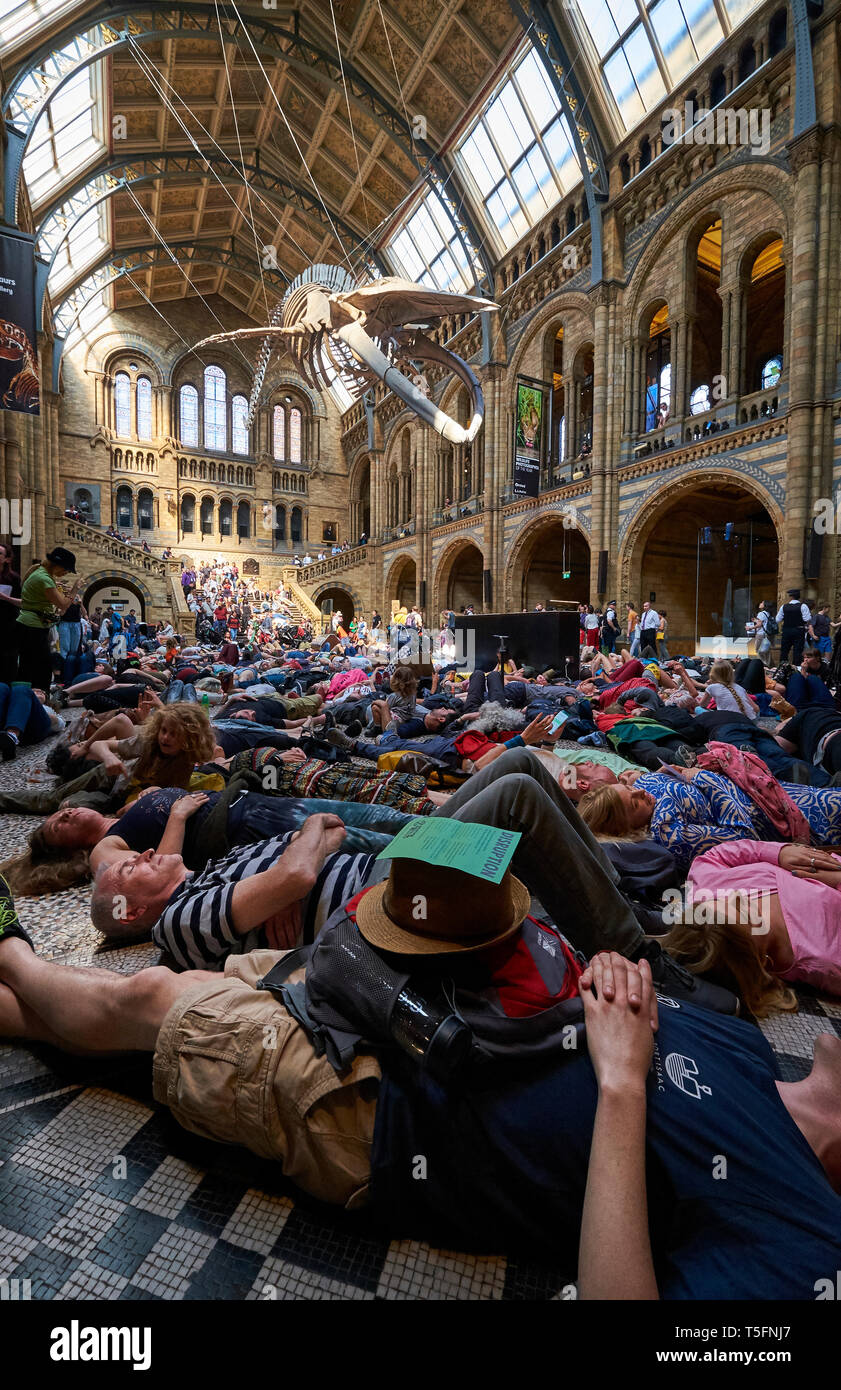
513, 380, 542, 498
0, 232, 39, 415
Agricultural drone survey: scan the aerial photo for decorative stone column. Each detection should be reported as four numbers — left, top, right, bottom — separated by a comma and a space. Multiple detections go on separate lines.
783, 126, 823, 594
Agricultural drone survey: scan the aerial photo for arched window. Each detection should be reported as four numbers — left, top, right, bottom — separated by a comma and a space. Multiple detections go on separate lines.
219, 498, 233, 536
761, 355, 783, 390
204, 365, 226, 451
690, 219, 722, 416
136, 377, 153, 440
644, 306, 671, 431
200, 496, 214, 535
746, 239, 785, 393
237, 500, 250, 538
180, 384, 199, 447
180, 494, 195, 533
290, 407, 302, 463
114, 372, 131, 437
137, 487, 154, 531
232, 394, 249, 455
691, 385, 711, 415
273, 405, 285, 460
290, 506, 303, 542
275, 504, 286, 542
116, 485, 133, 528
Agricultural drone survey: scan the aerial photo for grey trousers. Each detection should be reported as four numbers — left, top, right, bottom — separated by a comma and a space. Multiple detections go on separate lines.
0, 762, 115, 815
433, 746, 644, 960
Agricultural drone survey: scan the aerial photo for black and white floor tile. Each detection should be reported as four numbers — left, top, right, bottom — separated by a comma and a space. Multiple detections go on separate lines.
1, 738, 838, 1300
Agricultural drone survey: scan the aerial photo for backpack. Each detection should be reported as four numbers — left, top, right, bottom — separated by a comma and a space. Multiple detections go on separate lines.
256, 907, 585, 1077
764, 614, 779, 637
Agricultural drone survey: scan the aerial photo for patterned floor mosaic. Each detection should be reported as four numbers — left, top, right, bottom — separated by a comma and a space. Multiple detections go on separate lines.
1, 736, 839, 1300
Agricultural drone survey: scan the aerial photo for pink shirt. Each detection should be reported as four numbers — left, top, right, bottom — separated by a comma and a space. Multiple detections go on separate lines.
688, 839, 841, 996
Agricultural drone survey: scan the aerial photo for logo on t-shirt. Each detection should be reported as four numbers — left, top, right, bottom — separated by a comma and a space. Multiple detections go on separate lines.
665, 1052, 712, 1100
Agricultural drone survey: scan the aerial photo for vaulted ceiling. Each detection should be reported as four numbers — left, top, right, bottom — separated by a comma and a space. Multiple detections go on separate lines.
23, 0, 522, 322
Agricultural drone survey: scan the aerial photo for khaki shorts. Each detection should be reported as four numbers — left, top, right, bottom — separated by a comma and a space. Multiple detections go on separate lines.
153, 950, 381, 1209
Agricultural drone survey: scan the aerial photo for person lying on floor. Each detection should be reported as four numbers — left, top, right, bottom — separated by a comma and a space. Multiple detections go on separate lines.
578, 762, 841, 875
0, 702, 221, 822
86, 747, 734, 1013
671, 838, 841, 1005
3, 769, 420, 894
0, 876, 838, 1299
0, 681, 65, 761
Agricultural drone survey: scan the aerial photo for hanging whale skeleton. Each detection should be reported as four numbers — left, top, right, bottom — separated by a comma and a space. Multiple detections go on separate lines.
193, 264, 498, 445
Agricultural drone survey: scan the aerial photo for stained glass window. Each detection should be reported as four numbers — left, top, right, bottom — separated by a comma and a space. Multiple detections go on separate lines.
180, 384, 199, 447
273, 405, 285, 461
232, 394, 249, 455
204, 365, 226, 451
290, 408, 302, 464
136, 377, 152, 440
114, 372, 131, 437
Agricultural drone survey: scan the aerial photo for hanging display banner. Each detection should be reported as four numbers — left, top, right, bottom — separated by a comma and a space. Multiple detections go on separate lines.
513, 379, 542, 498
0, 232, 39, 416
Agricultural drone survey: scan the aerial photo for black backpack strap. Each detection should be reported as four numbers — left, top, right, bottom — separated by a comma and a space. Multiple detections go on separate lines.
257, 948, 368, 1072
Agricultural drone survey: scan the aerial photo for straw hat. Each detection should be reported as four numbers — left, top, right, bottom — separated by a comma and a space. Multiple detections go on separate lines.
356, 858, 530, 956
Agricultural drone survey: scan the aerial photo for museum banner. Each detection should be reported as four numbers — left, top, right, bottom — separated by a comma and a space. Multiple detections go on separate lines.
513, 379, 543, 499
0, 231, 39, 416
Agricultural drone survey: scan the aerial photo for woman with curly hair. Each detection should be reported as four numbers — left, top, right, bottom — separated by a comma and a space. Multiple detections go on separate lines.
86, 700, 218, 796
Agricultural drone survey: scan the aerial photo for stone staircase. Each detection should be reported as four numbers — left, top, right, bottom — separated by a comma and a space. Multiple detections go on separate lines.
61, 521, 195, 638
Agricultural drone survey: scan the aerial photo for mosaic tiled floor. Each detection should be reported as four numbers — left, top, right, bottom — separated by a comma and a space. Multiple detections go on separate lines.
1, 735, 839, 1301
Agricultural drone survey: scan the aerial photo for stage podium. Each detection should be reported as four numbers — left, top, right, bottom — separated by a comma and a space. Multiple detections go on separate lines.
453, 611, 582, 677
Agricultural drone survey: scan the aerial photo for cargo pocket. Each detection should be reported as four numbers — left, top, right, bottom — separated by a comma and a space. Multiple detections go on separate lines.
170, 1013, 269, 1152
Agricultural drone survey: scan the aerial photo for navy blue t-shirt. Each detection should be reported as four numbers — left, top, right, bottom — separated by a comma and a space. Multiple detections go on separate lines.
370, 1000, 841, 1299
106, 788, 221, 867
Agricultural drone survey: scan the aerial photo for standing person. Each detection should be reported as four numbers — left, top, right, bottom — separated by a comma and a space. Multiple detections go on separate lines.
15, 547, 80, 692
583, 605, 601, 650
811, 603, 832, 656
637, 600, 661, 654
749, 600, 773, 665
56, 593, 85, 686
602, 600, 620, 655
0, 542, 22, 684
655, 609, 670, 662
109, 607, 126, 661
626, 601, 639, 654
776, 589, 812, 666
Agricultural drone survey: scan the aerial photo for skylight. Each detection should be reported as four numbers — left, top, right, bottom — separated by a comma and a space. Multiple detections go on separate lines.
19, 46, 107, 209
386, 187, 473, 294
569, 0, 765, 133
456, 46, 582, 254
46, 203, 109, 294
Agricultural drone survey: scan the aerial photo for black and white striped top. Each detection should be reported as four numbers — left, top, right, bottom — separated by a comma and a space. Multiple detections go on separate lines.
152, 833, 378, 970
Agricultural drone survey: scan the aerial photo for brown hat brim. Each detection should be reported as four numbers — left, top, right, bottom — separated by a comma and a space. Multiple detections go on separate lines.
355, 873, 531, 956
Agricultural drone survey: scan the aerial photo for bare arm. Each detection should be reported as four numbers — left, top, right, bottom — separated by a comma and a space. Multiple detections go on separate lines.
228, 814, 346, 937
44, 580, 81, 616
577, 953, 659, 1301
156, 793, 209, 856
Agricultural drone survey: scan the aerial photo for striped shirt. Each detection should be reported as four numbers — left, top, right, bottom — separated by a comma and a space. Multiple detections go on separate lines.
152, 833, 378, 970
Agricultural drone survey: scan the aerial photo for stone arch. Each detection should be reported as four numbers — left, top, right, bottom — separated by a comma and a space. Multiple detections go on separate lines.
85, 331, 170, 379
312, 583, 361, 625
384, 552, 417, 611
82, 570, 153, 621
618, 465, 784, 649
504, 513, 591, 612
624, 164, 792, 330
507, 291, 594, 383
433, 537, 484, 617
